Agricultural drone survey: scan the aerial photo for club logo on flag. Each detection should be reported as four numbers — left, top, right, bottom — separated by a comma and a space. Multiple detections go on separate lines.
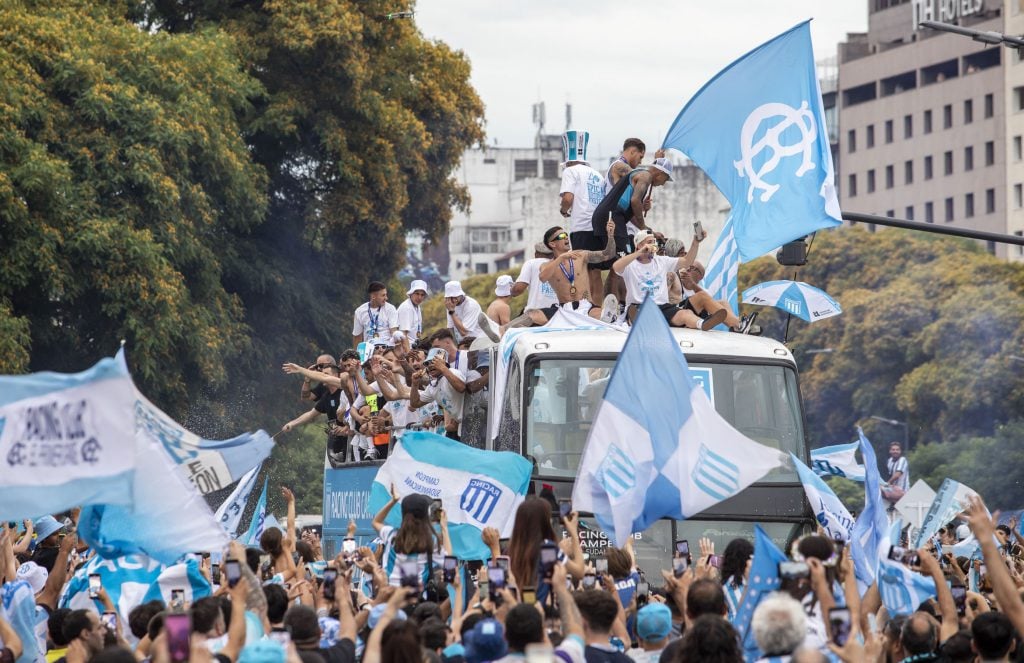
460, 479, 502, 525
734, 101, 817, 203
878, 564, 913, 614
596, 445, 635, 499
812, 459, 843, 477
693, 444, 741, 501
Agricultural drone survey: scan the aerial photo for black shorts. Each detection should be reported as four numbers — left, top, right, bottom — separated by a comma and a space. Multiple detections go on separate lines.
658, 302, 680, 322
680, 297, 710, 319
536, 304, 559, 321
588, 235, 633, 271
569, 231, 593, 253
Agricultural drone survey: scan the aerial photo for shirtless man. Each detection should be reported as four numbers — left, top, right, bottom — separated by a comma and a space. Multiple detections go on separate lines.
538, 218, 616, 319
486, 275, 513, 326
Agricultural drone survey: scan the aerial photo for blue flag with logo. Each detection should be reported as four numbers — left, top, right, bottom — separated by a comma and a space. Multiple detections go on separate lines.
662, 21, 841, 261
851, 428, 889, 593
732, 525, 789, 662
243, 477, 269, 546
877, 516, 936, 618
810, 441, 866, 482
700, 216, 739, 330
572, 299, 785, 546
792, 453, 854, 542
369, 431, 532, 561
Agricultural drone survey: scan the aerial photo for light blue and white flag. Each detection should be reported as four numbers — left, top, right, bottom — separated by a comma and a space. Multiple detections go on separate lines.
791, 453, 854, 542
61, 554, 211, 630
851, 428, 888, 593
573, 299, 785, 546
914, 478, 980, 549
369, 431, 533, 560
0, 352, 137, 520
876, 531, 936, 618
243, 478, 269, 546
134, 390, 274, 495
2, 580, 44, 663
700, 216, 739, 328
662, 21, 841, 262
215, 464, 262, 538
733, 525, 788, 662
810, 441, 865, 482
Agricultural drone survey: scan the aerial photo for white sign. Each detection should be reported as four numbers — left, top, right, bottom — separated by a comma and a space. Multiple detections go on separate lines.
895, 479, 937, 529
912, 0, 984, 30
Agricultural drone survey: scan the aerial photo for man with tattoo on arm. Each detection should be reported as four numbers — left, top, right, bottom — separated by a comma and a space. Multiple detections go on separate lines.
538, 219, 616, 319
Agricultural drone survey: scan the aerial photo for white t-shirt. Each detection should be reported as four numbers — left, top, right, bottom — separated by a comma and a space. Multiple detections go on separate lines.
516, 258, 559, 311
417, 368, 468, 429
559, 163, 605, 233
352, 302, 398, 344
395, 298, 422, 343
616, 255, 679, 306
448, 296, 484, 342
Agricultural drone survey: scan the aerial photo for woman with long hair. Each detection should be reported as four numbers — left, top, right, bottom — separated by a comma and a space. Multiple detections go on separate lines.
506, 497, 584, 592
259, 486, 298, 581
372, 487, 451, 586
720, 538, 754, 621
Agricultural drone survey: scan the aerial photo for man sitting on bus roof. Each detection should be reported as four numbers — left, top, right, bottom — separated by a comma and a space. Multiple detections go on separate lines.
537, 220, 618, 320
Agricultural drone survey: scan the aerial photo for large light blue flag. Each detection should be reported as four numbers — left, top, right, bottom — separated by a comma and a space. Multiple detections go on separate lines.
369, 431, 533, 561
914, 478, 980, 548
2, 580, 44, 663
243, 478, 269, 546
572, 299, 785, 546
851, 428, 888, 593
215, 464, 263, 538
662, 21, 841, 261
791, 453, 854, 542
700, 216, 739, 328
732, 525, 789, 662
877, 517, 936, 618
0, 352, 137, 520
810, 441, 865, 482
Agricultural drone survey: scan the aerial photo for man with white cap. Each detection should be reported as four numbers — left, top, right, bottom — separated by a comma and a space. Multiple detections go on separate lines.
559, 130, 606, 301
396, 279, 428, 347
486, 275, 514, 327
443, 280, 484, 342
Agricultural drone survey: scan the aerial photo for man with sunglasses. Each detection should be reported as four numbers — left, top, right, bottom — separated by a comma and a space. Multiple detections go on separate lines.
297, 355, 338, 403
538, 219, 616, 318
281, 362, 353, 466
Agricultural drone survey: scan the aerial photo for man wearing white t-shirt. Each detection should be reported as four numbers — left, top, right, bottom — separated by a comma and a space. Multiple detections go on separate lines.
396, 279, 428, 346
613, 230, 726, 330
352, 281, 399, 346
409, 348, 468, 440
444, 280, 484, 342
559, 130, 606, 302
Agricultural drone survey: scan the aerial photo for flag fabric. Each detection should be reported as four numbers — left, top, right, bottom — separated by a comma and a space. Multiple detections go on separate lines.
0, 352, 137, 520
732, 525, 789, 661
699, 216, 739, 330
368, 431, 533, 561
662, 21, 841, 261
741, 280, 842, 322
572, 299, 785, 546
791, 453, 854, 542
2, 580, 45, 663
850, 428, 888, 593
810, 441, 865, 482
61, 554, 211, 631
876, 518, 936, 618
134, 390, 274, 495
914, 478, 980, 548
243, 478, 269, 546
215, 464, 262, 538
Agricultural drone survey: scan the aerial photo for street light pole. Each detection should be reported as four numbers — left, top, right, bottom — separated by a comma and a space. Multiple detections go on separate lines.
870, 415, 910, 450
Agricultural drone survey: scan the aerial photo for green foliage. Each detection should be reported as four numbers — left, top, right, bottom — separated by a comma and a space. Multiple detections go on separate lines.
264, 427, 325, 516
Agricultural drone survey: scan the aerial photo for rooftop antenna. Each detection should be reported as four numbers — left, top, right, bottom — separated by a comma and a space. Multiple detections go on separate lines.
565, 103, 572, 132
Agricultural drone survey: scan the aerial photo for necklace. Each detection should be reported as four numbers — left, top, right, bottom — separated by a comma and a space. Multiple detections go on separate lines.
559, 258, 577, 298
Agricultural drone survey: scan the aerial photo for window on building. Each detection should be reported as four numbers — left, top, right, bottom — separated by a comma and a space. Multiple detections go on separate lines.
985, 93, 994, 118
903, 114, 913, 138
1016, 183, 1023, 209
867, 124, 875, 147
987, 240, 996, 255
885, 119, 894, 143
514, 159, 538, 180
1015, 136, 1023, 162
987, 188, 996, 213
904, 160, 914, 184
964, 98, 973, 124
944, 151, 953, 175
1015, 231, 1024, 256
867, 169, 876, 193
965, 193, 975, 218
905, 205, 914, 220
1015, 86, 1024, 111
924, 109, 933, 133
848, 173, 857, 197
944, 104, 953, 128
925, 201, 934, 223
848, 129, 856, 153
885, 165, 894, 189
885, 209, 895, 218
965, 145, 974, 171
542, 160, 559, 179
985, 141, 995, 166
945, 197, 954, 222
924, 155, 934, 180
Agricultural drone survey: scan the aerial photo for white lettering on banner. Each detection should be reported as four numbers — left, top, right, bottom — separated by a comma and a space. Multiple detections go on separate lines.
329, 490, 371, 520
183, 452, 231, 494
911, 0, 983, 30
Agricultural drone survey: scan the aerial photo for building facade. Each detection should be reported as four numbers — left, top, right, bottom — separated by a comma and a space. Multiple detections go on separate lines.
838, 0, 1024, 259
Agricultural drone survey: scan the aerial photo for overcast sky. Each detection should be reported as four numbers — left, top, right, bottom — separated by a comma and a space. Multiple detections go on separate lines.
416, 1, 868, 157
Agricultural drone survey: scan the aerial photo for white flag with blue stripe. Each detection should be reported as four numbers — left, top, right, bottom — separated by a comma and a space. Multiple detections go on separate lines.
876, 517, 936, 618
791, 453, 854, 542
243, 477, 269, 546
662, 21, 841, 262
810, 441, 865, 482
851, 428, 888, 593
215, 463, 262, 538
0, 352, 137, 520
369, 431, 533, 560
700, 216, 739, 329
573, 298, 786, 546
2, 580, 44, 663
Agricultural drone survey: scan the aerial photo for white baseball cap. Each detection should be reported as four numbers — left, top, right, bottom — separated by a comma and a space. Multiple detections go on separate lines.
495, 275, 513, 297
650, 157, 674, 181
16, 561, 48, 594
444, 281, 465, 298
634, 230, 657, 248
407, 279, 429, 296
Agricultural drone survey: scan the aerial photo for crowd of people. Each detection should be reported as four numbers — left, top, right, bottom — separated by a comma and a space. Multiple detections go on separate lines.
6, 489, 1024, 663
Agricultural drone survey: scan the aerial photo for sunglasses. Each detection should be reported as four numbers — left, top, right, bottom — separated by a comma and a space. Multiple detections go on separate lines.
316, 363, 337, 369
552, 232, 569, 241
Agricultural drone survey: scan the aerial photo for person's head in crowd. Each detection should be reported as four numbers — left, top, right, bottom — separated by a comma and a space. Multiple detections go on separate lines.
674, 615, 742, 663
30, 516, 65, 571
494, 274, 513, 298
507, 497, 558, 589
412, 601, 443, 624
313, 354, 336, 371
543, 604, 562, 647
47, 608, 71, 651
796, 535, 839, 586
146, 612, 166, 643
463, 618, 507, 663
90, 647, 136, 663
900, 612, 939, 660
393, 494, 436, 555
459, 612, 485, 641
686, 578, 728, 624
751, 592, 806, 658
284, 605, 320, 650
889, 441, 903, 460
971, 612, 1015, 661
662, 237, 686, 258
621, 138, 646, 167
503, 604, 544, 654
604, 545, 631, 580
190, 597, 225, 637
62, 609, 106, 659
956, 524, 970, 542
259, 527, 284, 560
407, 280, 429, 306
938, 525, 956, 546
573, 589, 619, 644
635, 603, 672, 652
339, 349, 361, 373
938, 629, 973, 663
263, 584, 288, 627
367, 281, 388, 307
995, 524, 1012, 547
443, 281, 466, 308
16, 561, 48, 597
245, 547, 262, 574
533, 241, 554, 259
381, 619, 422, 663
127, 601, 164, 640
295, 540, 315, 565
429, 329, 458, 365
542, 226, 569, 255
721, 538, 754, 588
419, 618, 450, 655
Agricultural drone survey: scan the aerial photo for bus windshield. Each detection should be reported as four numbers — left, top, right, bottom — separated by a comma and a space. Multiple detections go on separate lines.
525, 358, 804, 481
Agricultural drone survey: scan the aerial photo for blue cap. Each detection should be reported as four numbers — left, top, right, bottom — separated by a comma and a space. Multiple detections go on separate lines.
33, 516, 64, 542
464, 618, 507, 663
636, 603, 673, 641
368, 604, 407, 630
562, 130, 590, 164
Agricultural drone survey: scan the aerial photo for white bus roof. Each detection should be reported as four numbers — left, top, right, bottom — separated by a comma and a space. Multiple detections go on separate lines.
505, 327, 795, 365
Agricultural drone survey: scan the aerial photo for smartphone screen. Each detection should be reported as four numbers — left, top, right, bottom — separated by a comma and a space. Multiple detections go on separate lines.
540, 544, 558, 578
675, 540, 689, 558
165, 613, 191, 663
88, 574, 101, 598
829, 607, 852, 646
342, 538, 356, 554
101, 612, 117, 632
582, 573, 596, 589
496, 556, 510, 573
887, 545, 919, 567
225, 560, 241, 588
708, 554, 723, 569
673, 557, 688, 578
951, 585, 967, 616
322, 569, 338, 600
595, 558, 608, 575
558, 499, 572, 519
522, 587, 537, 604
170, 589, 185, 611
778, 561, 810, 579
443, 556, 458, 583
399, 561, 420, 588
211, 563, 221, 584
